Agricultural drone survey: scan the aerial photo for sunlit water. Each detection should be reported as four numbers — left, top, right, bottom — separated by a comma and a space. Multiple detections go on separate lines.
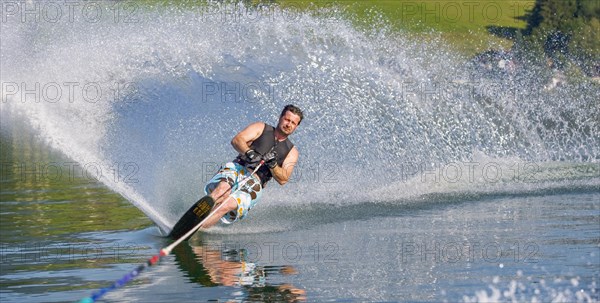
1, 1, 599, 302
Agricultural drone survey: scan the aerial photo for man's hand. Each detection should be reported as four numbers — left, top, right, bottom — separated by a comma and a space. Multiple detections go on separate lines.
244, 149, 262, 164
263, 151, 278, 169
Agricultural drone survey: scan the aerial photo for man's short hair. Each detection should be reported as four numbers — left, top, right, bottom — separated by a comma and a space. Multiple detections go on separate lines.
281, 104, 304, 124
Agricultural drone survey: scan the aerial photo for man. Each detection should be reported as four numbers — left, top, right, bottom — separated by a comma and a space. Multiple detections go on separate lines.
201, 104, 303, 228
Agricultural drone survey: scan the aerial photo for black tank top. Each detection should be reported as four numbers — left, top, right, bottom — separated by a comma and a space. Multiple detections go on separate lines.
236, 124, 294, 186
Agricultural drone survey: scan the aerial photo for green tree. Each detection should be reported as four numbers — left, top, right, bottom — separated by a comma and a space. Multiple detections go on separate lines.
569, 15, 600, 75
523, 0, 600, 75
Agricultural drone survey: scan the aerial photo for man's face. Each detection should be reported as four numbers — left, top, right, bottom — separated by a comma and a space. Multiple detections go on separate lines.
277, 111, 301, 136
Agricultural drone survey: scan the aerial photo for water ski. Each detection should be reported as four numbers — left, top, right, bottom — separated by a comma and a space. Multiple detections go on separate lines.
169, 195, 215, 240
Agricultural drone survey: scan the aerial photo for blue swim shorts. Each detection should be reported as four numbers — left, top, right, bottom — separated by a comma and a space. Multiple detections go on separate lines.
204, 162, 263, 224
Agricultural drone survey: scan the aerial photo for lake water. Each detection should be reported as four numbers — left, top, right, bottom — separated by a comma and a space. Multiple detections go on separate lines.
1, 1, 599, 302
1, 129, 598, 302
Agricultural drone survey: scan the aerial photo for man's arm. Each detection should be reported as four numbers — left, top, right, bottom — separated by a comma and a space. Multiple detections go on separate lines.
231, 122, 265, 154
270, 147, 298, 185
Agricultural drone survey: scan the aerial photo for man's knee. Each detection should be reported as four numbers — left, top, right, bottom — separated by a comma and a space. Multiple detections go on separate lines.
217, 197, 237, 214
211, 181, 232, 197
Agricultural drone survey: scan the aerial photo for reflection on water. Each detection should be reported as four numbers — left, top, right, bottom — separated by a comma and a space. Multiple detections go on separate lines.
1, 121, 598, 303
0, 109, 308, 303
172, 236, 306, 302
0, 125, 152, 242
0, 127, 154, 301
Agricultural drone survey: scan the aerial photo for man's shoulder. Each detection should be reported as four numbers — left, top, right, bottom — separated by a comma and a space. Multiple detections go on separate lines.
245, 122, 266, 132
285, 145, 299, 160
285, 140, 296, 151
